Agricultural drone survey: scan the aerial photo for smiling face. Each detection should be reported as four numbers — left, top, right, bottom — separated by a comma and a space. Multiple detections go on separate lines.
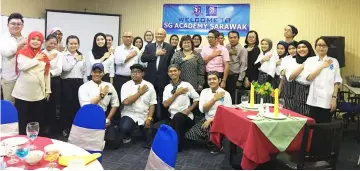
288, 45, 297, 56
54, 30, 63, 43
170, 36, 179, 47
155, 28, 166, 43
91, 68, 104, 82
135, 39, 143, 49
277, 44, 286, 56
45, 37, 57, 51
193, 36, 201, 47
96, 35, 106, 47
131, 68, 144, 82
207, 33, 217, 46
30, 36, 42, 49
218, 35, 225, 45
122, 32, 133, 46
297, 43, 309, 57
181, 40, 192, 51
8, 18, 23, 36
208, 74, 220, 89
315, 39, 328, 57
144, 31, 154, 42
261, 40, 270, 52
246, 32, 257, 45
168, 67, 180, 80
67, 38, 79, 53
106, 36, 113, 48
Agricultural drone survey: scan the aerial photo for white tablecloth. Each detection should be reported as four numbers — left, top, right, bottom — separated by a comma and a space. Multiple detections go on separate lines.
52, 139, 103, 170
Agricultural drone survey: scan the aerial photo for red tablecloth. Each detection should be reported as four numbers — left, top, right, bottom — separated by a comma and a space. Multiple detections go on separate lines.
1, 135, 65, 170
210, 106, 315, 170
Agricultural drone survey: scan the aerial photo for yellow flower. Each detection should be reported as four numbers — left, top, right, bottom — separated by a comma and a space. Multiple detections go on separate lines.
264, 85, 269, 90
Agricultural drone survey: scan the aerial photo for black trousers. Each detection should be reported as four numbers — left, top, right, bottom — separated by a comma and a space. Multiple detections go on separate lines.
309, 106, 332, 123
118, 116, 154, 143
60, 78, 83, 131
170, 113, 194, 151
154, 84, 168, 122
15, 98, 45, 136
226, 74, 239, 104
203, 72, 224, 89
44, 76, 61, 136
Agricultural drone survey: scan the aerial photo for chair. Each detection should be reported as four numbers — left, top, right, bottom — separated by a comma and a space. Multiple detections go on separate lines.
145, 124, 178, 170
68, 104, 106, 162
0, 100, 19, 137
275, 121, 344, 170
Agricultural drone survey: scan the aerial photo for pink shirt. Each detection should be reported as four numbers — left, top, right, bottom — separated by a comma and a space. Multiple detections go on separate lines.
201, 44, 230, 72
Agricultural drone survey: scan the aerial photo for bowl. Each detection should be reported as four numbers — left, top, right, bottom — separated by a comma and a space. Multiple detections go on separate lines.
24, 150, 44, 165
44, 144, 60, 152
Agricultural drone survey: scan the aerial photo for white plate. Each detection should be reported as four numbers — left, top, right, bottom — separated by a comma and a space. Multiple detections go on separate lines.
262, 113, 287, 120
247, 115, 263, 120
0, 137, 28, 146
239, 103, 260, 109
5, 167, 24, 170
34, 168, 60, 171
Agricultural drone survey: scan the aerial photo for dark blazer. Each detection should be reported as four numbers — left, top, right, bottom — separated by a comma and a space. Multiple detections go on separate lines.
141, 42, 175, 90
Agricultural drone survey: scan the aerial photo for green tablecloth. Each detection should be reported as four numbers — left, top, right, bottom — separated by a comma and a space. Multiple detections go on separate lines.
253, 117, 307, 151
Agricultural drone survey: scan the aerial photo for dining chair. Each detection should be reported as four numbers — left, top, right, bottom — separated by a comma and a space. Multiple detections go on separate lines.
145, 124, 178, 170
275, 121, 344, 170
0, 100, 19, 137
68, 104, 106, 162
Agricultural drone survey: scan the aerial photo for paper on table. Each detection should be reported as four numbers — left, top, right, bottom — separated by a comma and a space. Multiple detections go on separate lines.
253, 117, 307, 151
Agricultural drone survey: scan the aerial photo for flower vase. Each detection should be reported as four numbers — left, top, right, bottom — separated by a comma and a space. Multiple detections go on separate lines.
258, 97, 264, 116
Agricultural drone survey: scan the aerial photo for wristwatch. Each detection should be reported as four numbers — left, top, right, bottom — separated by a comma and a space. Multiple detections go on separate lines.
100, 93, 105, 99
147, 117, 153, 121
332, 95, 337, 99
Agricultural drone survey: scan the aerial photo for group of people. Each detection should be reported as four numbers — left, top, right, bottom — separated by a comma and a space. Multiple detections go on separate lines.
1, 12, 342, 153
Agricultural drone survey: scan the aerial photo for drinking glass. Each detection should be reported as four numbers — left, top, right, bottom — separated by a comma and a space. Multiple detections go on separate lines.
44, 144, 60, 169
6, 144, 19, 164
279, 98, 285, 109
15, 139, 30, 168
241, 95, 249, 105
26, 122, 39, 150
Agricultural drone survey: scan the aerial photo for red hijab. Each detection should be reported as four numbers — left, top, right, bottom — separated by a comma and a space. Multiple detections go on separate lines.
16, 31, 50, 75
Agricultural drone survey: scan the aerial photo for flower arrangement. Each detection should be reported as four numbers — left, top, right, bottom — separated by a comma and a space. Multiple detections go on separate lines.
253, 81, 275, 97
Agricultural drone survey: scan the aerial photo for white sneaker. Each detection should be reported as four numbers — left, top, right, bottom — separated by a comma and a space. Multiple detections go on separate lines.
123, 138, 131, 144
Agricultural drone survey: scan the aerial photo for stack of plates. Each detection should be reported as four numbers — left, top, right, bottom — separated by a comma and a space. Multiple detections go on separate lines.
262, 113, 287, 120
235, 103, 260, 111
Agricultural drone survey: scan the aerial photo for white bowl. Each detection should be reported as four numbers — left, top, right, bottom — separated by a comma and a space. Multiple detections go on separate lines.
44, 144, 60, 152
24, 150, 44, 165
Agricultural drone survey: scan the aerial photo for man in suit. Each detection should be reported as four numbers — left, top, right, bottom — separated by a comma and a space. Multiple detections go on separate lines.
141, 28, 175, 122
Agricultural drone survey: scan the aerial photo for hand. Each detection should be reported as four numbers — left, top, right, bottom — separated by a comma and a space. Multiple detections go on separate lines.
105, 118, 111, 127
175, 87, 188, 96
156, 49, 167, 56
144, 119, 152, 128
182, 108, 191, 115
75, 55, 83, 61
138, 84, 148, 95
330, 97, 337, 112
220, 81, 226, 88
56, 44, 65, 52
201, 119, 212, 129
45, 93, 50, 101
211, 50, 221, 57
262, 54, 271, 62
103, 52, 111, 59
244, 78, 250, 88
213, 91, 225, 101
276, 59, 282, 66
35, 53, 45, 60
322, 59, 333, 68
109, 47, 115, 54
236, 81, 242, 87
100, 85, 110, 95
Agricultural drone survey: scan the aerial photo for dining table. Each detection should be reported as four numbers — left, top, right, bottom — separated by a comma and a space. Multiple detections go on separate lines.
210, 105, 315, 170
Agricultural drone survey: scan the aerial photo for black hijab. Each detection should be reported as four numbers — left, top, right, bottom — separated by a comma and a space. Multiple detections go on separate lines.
287, 41, 297, 57
295, 40, 315, 64
277, 41, 288, 59
261, 38, 273, 54
92, 33, 108, 60
192, 34, 202, 48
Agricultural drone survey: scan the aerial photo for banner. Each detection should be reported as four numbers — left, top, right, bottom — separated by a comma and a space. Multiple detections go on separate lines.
162, 4, 250, 36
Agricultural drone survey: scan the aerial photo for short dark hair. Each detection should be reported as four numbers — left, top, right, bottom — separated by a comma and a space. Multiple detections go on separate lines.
228, 30, 239, 38
105, 34, 113, 40
169, 34, 179, 43
208, 29, 220, 38
66, 35, 82, 55
315, 36, 330, 48
179, 35, 194, 51
133, 37, 144, 50
8, 13, 24, 24
207, 71, 220, 79
245, 30, 259, 46
219, 32, 224, 37
46, 34, 58, 43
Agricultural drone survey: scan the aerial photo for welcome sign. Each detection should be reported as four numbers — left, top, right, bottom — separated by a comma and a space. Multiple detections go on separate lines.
162, 4, 250, 36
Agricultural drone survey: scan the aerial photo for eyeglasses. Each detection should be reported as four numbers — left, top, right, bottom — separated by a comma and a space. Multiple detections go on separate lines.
316, 44, 328, 48
9, 22, 23, 27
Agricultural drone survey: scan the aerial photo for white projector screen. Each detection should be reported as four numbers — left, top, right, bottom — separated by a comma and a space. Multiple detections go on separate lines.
45, 10, 120, 55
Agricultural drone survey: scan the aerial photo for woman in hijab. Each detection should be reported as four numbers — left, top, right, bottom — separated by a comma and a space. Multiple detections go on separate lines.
12, 31, 51, 136
280, 40, 314, 116
143, 30, 154, 47
274, 41, 288, 89
254, 38, 277, 103
49, 27, 65, 52
192, 34, 202, 53
169, 34, 180, 52
87, 33, 114, 83
133, 36, 148, 68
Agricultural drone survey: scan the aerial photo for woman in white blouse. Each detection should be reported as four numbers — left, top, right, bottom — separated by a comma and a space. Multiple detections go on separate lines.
12, 31, 50, 136
304, 37, 342, 123
60, 35, 87, 137
280, 40, 315, 116
185, 71, 232, 154
42, 34, 64, 136
133, 36, 147, 67
87, 33, 114, 83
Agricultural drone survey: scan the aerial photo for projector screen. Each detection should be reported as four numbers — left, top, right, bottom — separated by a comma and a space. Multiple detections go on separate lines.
1, 15, 45, 37
45, 10, 121, 55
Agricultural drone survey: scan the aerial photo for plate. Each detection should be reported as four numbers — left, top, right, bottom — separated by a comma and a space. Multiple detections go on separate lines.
34, 168, 60, 171
262, 113, 287, 120
247, 115, 263, 121
265, 103, 274, 107
0, 137, 28, 146
5, 167, 24, 170
239, 103, 260, 109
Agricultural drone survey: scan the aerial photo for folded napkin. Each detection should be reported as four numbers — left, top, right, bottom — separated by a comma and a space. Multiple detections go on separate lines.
58, 153, 102, 166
